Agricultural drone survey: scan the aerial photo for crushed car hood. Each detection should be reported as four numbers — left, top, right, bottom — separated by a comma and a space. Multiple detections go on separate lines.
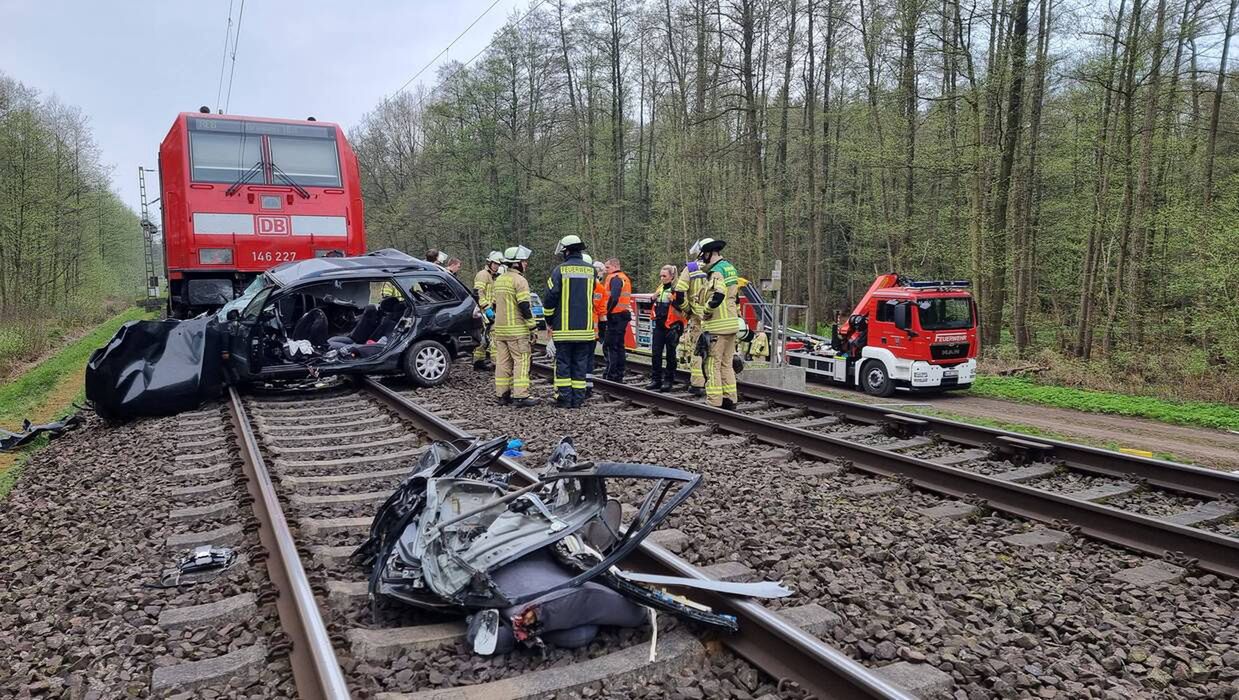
85, 317, 224, 420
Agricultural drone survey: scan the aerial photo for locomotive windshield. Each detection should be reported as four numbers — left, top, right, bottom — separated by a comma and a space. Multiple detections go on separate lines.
915, 297, 973, 330
188, 117, 341, 188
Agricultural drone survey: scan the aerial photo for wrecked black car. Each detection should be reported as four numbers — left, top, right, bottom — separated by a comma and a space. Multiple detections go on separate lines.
352, 436, 790, 656
86, 250, 482, 419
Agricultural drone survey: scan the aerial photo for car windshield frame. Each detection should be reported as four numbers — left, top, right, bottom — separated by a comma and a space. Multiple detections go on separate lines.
915, 296, 973, 331
216, 274, 273, 322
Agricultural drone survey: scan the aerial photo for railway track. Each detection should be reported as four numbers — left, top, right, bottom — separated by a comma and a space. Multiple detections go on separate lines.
219, 379, 915, 699
544, 358, 1239, 579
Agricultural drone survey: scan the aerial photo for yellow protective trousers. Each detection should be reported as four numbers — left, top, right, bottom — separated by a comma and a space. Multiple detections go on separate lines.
706, 332, 738, 407
494, 336, 532, 399
680, 322, 705, 388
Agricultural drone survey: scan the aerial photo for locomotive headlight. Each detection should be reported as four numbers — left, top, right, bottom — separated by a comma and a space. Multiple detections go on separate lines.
199, 248, 234, 265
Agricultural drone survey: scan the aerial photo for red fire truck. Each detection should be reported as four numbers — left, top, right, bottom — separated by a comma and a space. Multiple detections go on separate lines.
159, 110, 366, 317
785, 274, 978, 396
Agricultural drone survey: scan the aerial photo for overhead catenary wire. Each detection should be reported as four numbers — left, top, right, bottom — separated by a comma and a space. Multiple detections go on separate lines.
388, 0, 550, 111
391, 0, 506, 97
213, 0, 236, 114
223, 0, 247, 114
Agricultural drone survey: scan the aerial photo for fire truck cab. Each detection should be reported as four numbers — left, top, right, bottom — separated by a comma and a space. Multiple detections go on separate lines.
787, 275, 978, 396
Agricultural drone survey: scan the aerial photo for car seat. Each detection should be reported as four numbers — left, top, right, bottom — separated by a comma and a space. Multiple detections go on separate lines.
291, 308, 328, 349
329, 304, 379, 349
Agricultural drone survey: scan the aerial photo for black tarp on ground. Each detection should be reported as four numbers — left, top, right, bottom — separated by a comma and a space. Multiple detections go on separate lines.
85, 317, 224, 420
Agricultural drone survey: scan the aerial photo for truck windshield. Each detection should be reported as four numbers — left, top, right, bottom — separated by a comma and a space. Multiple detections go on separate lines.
916, 298, 972, 330
190, 131, 262, 183
188, 118, 341, 187
269, 136, 340, 187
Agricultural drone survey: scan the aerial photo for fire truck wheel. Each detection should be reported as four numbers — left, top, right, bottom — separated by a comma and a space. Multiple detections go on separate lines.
861, 360, 894, 397
404, 339, 451, 388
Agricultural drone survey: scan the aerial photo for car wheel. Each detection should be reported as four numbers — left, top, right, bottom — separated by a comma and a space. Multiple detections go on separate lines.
404, 340, 451, 387
861, 360, 894, 397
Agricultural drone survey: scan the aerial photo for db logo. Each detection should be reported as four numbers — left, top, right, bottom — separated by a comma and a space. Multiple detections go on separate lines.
255, 215, 290, 235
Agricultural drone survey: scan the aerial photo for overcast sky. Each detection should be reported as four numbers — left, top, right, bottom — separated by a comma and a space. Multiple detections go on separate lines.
1, 0, 520, 210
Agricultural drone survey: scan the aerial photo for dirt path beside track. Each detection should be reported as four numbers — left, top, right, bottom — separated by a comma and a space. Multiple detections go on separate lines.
807, 384, 1239, 471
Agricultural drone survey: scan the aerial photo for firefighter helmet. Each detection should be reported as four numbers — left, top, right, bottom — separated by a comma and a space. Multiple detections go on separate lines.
581, 252, 594, 264
486, 250, 504, 265
698, 238, 726, 254
503, 245, 532, 264
554, 234, 586, 256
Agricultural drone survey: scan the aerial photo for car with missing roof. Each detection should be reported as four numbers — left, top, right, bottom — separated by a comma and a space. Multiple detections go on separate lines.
217, 249, 482, 386
86, 249, 483, 419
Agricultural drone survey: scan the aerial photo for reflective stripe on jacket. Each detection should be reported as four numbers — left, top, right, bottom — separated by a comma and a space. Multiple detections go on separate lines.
543, 257, 596, 341
603, 271, 633, 316
675, 266, 709, 320
701, 259, 740, 334
653, 282, 685, 329
473, 268, 496, 308
492, 270, 535, 339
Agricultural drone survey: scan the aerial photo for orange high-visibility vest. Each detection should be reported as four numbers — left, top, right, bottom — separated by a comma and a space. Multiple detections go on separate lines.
592, 280, 607, 322
603, 271, 632, 316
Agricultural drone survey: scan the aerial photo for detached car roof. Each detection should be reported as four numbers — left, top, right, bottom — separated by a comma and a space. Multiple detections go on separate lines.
268, 249, 441, 287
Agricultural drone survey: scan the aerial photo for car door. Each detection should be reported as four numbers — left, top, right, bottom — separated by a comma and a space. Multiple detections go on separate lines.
227, 285, 275, 379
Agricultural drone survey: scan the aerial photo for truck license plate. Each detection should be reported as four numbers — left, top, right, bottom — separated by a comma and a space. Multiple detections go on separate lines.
944, 369, 958, 378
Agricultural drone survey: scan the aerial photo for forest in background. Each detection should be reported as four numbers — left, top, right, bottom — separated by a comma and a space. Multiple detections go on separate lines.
350, 0, 1239, 401
0, 72, 145, 375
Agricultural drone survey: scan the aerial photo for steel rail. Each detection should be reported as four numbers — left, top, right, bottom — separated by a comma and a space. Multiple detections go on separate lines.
362, 377, 912, 700
529, 365, 1239, 579
227, 387, 352, 700
622, 360, 1239, 500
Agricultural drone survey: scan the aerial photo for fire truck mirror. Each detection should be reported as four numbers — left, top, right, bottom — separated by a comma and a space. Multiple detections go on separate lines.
893, 303, 912, 331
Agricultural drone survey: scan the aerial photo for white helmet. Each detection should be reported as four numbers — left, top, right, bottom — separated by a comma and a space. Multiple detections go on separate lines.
503, 245, 532, 264
486, 250, 504, 265
581, 252, 593, 264
554, 234, 586, 256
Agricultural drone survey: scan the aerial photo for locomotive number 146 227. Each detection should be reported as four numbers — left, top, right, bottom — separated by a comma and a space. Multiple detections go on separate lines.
250, 251, 297, 263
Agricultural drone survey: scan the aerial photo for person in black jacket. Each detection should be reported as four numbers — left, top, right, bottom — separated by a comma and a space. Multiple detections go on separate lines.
648, 265, 685, 392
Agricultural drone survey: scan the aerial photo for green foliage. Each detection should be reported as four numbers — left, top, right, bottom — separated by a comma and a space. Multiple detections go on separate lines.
970, 376, 1239, 431
0, 307, 147, 429
0, 71, 145, 328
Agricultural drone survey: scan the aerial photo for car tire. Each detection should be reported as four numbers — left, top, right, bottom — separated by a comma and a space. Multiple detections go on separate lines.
861, 360, 894, 397
404, 339, 451, 387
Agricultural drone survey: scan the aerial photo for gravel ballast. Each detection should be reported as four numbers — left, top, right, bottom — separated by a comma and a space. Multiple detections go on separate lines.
0, 408, 296, 699
408, 364, 1239, 699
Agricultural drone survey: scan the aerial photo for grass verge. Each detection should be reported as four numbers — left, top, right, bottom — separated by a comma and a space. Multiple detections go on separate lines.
970, 376, 1239, 432
0, 307, 150, 499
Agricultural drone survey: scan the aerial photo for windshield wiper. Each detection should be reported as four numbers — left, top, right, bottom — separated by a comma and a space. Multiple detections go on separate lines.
225, 160, 264, 196
271, 163, 311, 199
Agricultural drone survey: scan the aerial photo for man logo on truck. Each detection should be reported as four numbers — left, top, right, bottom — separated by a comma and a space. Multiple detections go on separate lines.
256, 215, 290, 235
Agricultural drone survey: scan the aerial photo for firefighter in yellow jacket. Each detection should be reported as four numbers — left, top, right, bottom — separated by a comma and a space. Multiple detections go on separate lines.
674, 245, 711, 397
472, 250, 503, 370
698, 238, 740, 409
492, 245, 538, 407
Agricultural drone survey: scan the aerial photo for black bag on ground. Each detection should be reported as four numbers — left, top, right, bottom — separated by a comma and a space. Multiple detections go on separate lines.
85, 317, 224, 420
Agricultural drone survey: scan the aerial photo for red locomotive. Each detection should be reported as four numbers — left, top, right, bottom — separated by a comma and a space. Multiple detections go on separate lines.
159, 110, 366, 317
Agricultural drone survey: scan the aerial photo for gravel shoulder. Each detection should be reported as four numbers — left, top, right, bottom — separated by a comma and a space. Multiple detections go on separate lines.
806, 383, 1239, 471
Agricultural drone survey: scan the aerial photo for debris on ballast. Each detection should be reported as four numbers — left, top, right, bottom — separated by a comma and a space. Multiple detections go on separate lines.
351, 436, 791, 656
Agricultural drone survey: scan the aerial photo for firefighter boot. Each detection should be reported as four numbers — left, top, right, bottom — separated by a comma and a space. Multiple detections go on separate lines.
474, 358, 494, 371
688, 386, 704, 397
721, 398, 737, 411
661, 379, 675, 393
645, 377, 662, 391
513, 397, 539, 408
496, 393, 512, 405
